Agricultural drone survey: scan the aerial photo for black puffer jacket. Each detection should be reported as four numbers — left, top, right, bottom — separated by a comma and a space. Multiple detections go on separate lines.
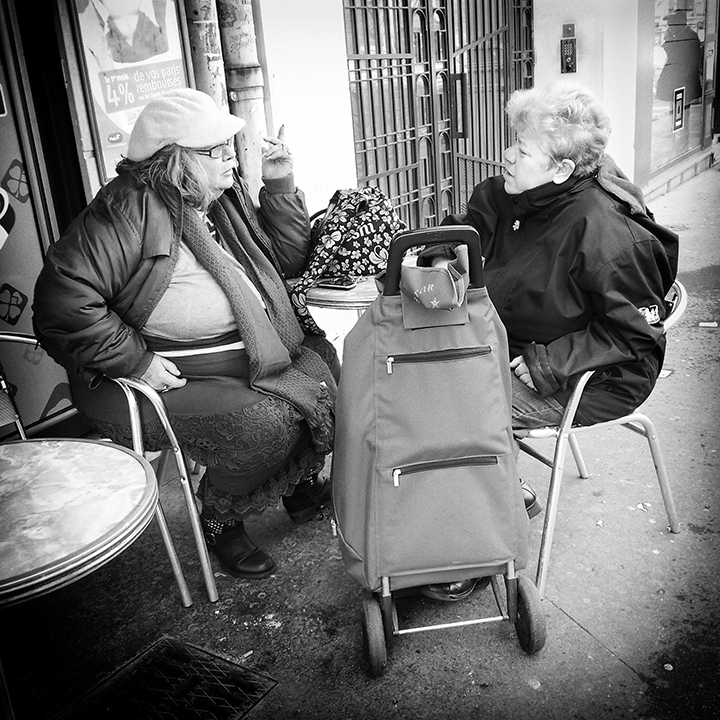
33, 170, 310, 386
443, 162, 678, 424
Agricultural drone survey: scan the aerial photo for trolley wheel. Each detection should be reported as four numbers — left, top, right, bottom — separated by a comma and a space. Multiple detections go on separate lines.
514, 575, 547, 655
361, 596, 387, 677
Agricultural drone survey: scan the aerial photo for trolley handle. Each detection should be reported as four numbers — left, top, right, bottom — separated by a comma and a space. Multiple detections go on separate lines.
382, 225, 484, 296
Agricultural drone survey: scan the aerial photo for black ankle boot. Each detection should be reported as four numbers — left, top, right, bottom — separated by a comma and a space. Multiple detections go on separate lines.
420, 578, 478, 602
282, 474, 332, 524
202, 519, 276, 579
520, 480, 543, 518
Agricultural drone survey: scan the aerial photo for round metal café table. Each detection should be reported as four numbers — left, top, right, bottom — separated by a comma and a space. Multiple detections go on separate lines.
0, 439, 159, 719
304, 275, 379, 315
0, 438, 158, 607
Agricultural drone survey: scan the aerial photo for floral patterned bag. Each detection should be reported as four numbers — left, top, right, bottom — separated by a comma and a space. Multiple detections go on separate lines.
288, 187, 406, 336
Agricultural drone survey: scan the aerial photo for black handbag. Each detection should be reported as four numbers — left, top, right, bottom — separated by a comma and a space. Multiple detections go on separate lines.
288, 187, 405, 335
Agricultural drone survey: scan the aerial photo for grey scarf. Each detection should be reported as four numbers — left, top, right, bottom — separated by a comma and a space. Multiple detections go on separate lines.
181, 202, 335, 452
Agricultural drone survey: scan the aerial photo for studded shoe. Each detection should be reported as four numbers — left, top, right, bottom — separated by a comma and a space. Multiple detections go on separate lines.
203, 521, 276, 579
282, 474, 333, 524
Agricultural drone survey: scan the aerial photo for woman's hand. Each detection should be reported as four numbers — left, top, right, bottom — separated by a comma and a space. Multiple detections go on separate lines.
510, 355, 537, 391
139, 354, 187, 394
261, 125, 293, 179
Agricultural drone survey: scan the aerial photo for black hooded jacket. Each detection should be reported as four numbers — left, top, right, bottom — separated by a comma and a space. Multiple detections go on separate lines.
443, 158, 678, 424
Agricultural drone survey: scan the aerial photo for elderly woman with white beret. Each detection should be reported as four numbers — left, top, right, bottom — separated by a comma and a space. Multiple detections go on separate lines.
33, 88, 338, 580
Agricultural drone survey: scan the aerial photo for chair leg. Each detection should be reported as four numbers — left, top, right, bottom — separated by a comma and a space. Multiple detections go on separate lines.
568, 434, 589, 478
168, 446, 219, 603
113, 378, 220, 602
155, 448, 217, 600
0, 654, 16, 720
154, 504, 193, 607
516, 438, 553, 469
535, 430, 570, 599
155, 446, 218, 602
626, 416, 681, 533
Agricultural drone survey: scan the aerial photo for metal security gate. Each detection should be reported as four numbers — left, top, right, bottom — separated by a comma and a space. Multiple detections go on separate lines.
343, 0, 533, 227
451, 0, 534, 200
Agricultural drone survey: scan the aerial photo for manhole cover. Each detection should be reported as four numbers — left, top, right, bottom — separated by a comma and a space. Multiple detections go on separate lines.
57, 636, 276, 719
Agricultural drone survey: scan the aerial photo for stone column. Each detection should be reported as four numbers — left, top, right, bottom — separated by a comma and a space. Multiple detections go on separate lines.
216, 0, 268, 196
183, 0, 228, 108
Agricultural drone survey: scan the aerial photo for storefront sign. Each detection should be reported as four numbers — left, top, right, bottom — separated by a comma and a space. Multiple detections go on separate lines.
672, 87, 685, 131
73, 0, 191, 181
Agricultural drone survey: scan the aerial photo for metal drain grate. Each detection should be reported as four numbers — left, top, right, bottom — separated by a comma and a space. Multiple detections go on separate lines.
57, 637, 277, 719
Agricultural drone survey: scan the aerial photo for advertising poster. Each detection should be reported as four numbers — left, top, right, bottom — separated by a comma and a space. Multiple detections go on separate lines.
74, 0, 190, 180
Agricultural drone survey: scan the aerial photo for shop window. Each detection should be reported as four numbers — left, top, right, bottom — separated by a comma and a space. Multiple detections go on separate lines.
651, 1, 707, 172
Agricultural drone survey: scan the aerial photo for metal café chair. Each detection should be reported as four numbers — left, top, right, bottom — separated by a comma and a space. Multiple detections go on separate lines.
516, 280, 687, 598
110, 376, 218, 603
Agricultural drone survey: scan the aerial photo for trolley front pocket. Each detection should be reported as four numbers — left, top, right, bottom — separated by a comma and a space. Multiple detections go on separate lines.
385, 346, 491, 374
377, 454, 519, 578
375, 342, 512, 458
391, 455, 497, 486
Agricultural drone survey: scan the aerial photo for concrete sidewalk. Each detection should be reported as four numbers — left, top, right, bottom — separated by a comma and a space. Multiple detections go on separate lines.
2, 164, 719, 720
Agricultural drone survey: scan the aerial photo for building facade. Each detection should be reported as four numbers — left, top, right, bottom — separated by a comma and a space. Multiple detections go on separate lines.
0, 0, 717, 434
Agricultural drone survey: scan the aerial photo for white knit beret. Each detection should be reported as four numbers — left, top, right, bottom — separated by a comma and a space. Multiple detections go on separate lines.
127, 88, 245, 161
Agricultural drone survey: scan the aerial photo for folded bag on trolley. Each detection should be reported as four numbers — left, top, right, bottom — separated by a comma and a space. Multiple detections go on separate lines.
332, 226, 529, 593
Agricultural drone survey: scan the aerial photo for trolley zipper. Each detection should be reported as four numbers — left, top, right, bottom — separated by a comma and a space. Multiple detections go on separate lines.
386, 346, 491, 374
391, 455, 498, 487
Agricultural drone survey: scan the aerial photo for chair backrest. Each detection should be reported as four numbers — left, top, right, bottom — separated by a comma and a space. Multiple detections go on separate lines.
664, 280, 687, 333
0, 366, 25, 440
0, 333, 38, 441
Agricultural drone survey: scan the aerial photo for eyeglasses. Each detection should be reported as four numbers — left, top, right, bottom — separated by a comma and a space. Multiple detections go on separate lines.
190, 138, 235, 159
